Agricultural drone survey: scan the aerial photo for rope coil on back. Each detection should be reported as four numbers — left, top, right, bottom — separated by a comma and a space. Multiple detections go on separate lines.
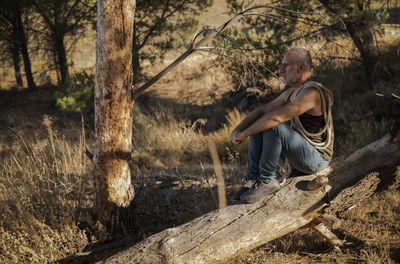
290, 81, 334, 150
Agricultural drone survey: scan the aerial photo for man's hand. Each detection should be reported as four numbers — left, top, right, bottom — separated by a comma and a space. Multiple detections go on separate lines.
230, 130, 247, 145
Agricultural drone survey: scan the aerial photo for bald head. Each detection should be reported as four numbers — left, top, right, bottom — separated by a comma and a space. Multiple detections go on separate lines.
286, 48, 312, 70
280, 48, 313, 87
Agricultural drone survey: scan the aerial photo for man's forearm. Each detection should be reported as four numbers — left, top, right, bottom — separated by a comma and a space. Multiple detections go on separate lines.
241, 113, 280, 138
234, 108, 263, 132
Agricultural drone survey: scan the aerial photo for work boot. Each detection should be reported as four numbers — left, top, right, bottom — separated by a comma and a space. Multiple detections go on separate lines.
232, 175, 258, 200
240, 178, 280, 204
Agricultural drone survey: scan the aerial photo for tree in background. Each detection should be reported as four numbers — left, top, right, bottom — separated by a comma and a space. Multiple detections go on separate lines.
223, 0, 393, 91
132, 0, 212, 82
0, 0, 36, 90
0, 18, 23, 87
318, 0, 387, 91
33, 0, 96, 85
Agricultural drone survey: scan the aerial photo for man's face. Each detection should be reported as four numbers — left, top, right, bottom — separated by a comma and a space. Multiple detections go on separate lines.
279, 53, 300, 85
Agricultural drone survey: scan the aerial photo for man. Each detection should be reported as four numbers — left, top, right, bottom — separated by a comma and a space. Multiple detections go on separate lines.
230, 47, 334, 203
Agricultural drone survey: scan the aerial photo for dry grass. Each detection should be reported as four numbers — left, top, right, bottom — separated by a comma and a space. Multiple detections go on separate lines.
0, 115, 93, 263
132, 103, 210, 166
144, 53, 233, 106
211, 108, 249, 162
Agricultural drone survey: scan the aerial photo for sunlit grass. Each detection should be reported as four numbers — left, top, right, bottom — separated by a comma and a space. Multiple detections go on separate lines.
0, 116, 92, 263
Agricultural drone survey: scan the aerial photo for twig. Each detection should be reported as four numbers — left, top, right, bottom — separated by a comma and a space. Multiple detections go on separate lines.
208, 141, 227, 209
199, 159, 218, 209
326, 56, 362, 62
392, 93, 400, 99
85, 146, 93, 161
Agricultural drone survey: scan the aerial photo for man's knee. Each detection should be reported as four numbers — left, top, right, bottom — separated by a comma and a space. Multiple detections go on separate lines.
267, 123, 291, 137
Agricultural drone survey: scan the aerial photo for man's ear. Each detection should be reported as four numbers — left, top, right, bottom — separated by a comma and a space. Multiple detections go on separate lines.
297, 63, 303, 72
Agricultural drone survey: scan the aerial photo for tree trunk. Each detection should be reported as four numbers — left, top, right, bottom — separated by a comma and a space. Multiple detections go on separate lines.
54, 33, 69, 85
15, 2, 35, 90
101, 129, 400, 263
94, 0, 136, 228
10, 44, 23, 87
132, 22, 141, 84
52, 46, 61, 84
318, 0, 381, 91
345, 21, 381, 91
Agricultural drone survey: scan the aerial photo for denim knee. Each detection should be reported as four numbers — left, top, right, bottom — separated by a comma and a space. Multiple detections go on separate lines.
267, 123, 290, 138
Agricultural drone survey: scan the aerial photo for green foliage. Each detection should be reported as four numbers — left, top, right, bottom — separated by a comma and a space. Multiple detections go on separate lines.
54, 72, 94, 112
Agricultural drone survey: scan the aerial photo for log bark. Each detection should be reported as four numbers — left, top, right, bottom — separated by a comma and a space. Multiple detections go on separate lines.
94, 0, 136, 227
101, 129, 400, 264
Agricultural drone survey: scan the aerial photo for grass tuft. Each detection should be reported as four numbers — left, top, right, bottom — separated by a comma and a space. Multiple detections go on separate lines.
0, 116, 93, 263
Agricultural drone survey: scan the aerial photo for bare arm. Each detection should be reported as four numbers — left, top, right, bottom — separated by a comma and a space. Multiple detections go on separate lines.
233, 89, 291, 132
231, 87, 320, 144
230, 89, 291, 144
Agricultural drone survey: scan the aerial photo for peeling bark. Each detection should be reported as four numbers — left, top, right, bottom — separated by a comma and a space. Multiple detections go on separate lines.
94, 0, 136, 227
101, 130, 400, 263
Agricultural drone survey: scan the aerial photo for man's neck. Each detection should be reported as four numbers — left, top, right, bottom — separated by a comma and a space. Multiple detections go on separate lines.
292, 72, 312, 90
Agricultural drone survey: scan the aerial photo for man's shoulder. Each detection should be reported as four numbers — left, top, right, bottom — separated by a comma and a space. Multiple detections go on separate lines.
298, 81, 331, 97
296, 84, 321, 98
303, 80, 325, 88
302, 81, 334, 102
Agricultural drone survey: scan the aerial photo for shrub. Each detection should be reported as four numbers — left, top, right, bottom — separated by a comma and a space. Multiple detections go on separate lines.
54, 71, 94, 112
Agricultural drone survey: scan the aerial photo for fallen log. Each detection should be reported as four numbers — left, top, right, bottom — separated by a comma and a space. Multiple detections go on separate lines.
101, 128, 400, 264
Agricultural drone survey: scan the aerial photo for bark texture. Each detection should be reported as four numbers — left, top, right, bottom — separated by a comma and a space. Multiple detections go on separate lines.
54, 34, 69, 85
101, 130, 400, 264
94, 0, 136, 226
345, 21, 381, 90
10, 44, 23, 87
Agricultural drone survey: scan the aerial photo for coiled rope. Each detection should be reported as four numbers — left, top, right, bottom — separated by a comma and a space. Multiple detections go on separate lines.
290, 81, 334, 150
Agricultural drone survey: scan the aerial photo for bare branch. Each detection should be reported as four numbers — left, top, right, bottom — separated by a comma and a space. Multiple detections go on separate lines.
130, 3, 353, 101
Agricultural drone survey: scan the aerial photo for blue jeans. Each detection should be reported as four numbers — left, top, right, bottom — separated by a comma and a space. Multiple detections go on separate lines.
248, 123, 329, 182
